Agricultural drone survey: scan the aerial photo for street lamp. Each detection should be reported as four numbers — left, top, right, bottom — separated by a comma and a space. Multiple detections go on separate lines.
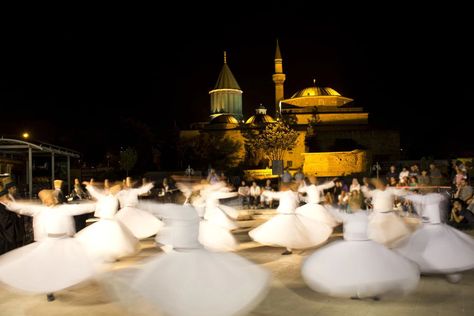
372, 162, 381, 179
22, 132, 30, 139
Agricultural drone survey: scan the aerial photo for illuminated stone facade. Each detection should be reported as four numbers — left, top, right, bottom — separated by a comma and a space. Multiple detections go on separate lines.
302, 150, 368, 177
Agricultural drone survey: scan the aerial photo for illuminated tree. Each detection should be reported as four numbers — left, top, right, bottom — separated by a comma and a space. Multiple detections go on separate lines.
245, 121, 299, 162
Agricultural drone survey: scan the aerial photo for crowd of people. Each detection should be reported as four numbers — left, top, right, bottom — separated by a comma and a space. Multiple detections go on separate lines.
231, 161, 474, 231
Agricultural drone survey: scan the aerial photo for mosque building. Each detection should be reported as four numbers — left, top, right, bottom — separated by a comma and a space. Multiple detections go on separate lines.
180, 41, 400, 175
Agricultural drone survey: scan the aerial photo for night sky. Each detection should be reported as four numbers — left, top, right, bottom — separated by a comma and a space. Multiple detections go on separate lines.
1, 7, 473, 165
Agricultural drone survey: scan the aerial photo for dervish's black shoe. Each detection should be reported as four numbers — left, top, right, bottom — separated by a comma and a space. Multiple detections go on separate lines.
47, 293, 55, 302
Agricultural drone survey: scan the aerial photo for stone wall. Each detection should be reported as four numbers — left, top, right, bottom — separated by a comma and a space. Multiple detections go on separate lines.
302, 150, 369, 176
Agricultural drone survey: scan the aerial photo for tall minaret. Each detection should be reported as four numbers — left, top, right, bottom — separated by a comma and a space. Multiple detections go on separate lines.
272, 39, 286, 116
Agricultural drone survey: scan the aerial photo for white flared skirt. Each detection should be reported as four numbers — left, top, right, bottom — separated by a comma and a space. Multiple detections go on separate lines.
204, 205, 238, 230
296, 203, 339, 228
368, 212, 411, 247
115, 206, 164, 239
199, 220, 238, 252
302, 239, 420, 298
103, 249, 271, 316
249, 213, 332, 249
0, 237, 95, 293
395, 224, 474, 274
75, 218, 139, 262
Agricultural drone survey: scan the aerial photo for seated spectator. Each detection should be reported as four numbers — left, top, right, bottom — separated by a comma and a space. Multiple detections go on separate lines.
417, 170, 430, 186
409, 176, 418, 187
360, 177, 373, 209
249, 181, 262, 209
260, 179, 275, 208
399, 167, 410, 182
293, 168, 305, 184
361, 177, 373, 192
281, 168, 292, 183
398, 176, 409, 187
388, 177, 398, 187
68, 178, 88, 201
237, 181, 250, 208
409, 164, 419, 178
385, 165, 398, 182
454, 178, 473, 203
429, 163, 443, 186
449, 198, 474, 230
333, 179, 349, 206
454, 166, 467, 187
158, 177, 176, 202
349, 178, 361, 192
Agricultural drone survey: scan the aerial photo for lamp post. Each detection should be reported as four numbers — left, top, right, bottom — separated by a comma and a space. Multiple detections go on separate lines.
372, 162, 381, 179
22, 132, 30, 139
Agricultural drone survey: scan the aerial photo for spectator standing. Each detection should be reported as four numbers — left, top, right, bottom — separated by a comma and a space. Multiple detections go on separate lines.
429, 163, 443, 186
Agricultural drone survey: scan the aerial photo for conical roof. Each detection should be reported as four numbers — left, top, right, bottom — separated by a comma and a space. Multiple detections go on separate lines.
275, 39, 282, 59
213, 52, 241, 90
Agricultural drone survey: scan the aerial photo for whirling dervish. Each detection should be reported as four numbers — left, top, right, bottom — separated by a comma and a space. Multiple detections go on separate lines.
138, 200, 202, 253
102, 200, 271, 316
361, 178, 411, 247
199, 181, 240, 252
302, 191, 420, 299
249, 182, 333, 255
189, 179, 223, 217
115, 177, 164, 239
75, 182, 139, 263
296, 176, 339, 227
395, 191, 474, 283
0, 190, 97, 302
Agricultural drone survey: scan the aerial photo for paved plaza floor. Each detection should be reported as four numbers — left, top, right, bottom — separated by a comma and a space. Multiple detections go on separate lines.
1, 217, 474, 316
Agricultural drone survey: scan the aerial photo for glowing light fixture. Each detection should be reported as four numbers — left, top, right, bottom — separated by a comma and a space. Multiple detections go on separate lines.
22, 132, 30, 139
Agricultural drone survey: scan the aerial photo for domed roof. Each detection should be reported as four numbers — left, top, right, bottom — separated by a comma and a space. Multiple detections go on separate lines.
291, 86, 341, 98
210, 114, 239, 124
245, 114, 276, 125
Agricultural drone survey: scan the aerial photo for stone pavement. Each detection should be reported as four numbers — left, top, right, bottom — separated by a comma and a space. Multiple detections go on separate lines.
1, 211, 474, 316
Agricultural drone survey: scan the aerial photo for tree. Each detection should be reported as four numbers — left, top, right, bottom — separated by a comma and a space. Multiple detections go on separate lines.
120, 147, 138, 176
245, 121, 299, 163
177, 133, 242, 171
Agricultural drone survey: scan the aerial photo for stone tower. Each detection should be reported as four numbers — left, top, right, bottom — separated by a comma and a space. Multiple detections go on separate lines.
209, 51, 243, 120
272, 40, 286, 116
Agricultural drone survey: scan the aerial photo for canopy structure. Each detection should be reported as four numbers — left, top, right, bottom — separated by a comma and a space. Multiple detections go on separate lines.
0, 137, 80, 198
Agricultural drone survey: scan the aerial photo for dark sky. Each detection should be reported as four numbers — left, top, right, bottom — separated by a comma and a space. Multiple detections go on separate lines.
1, 7, 473, 162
